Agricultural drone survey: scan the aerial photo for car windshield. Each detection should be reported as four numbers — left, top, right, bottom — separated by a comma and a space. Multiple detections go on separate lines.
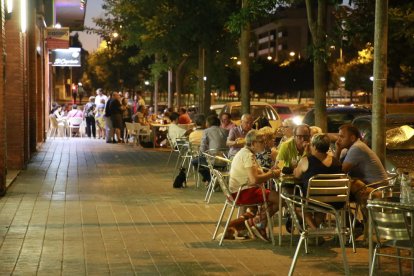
275, 106, 292, 114
230, 105, 277, 121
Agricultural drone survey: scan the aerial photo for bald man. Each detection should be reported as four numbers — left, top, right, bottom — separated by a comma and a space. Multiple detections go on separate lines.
227, 114, 254, 158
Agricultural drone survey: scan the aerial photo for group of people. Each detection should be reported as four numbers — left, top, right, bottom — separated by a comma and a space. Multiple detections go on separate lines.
168, 110, 388, 242
50, 88, 149, 141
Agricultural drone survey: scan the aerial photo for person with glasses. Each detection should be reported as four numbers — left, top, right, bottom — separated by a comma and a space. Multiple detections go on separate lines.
276, 124, 311, 173
221, 130, 281, 241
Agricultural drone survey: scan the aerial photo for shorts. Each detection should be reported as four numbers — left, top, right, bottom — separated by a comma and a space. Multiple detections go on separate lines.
232, 187, 270, 205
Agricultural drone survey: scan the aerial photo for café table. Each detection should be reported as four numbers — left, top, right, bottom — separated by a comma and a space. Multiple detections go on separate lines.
150, 123, 170, 148
367, 195, 414, 274
275, 174, 302, 246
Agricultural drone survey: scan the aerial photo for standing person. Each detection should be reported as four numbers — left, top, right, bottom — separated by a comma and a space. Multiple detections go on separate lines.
109, 92, 123, 143
78, 83, 85, 104
95, 88, 108, 106
71, 83, 77, 104
121, 97, 132, 141
226, 114, 254, 159
104, 93, 114, 143
95, 106, 106, 139
137, 94, 145, 109
83, 96, 96, 138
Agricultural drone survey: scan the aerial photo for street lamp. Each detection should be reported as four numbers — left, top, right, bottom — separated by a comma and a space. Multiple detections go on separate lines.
340, 76, 346, 82
289, 51, 296, 57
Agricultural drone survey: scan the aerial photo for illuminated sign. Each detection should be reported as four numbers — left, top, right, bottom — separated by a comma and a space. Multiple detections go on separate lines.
45, 27, 70, 49
51, 48, 81, 67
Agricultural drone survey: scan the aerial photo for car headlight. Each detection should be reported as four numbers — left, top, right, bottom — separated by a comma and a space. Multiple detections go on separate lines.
292, 115, 303, 125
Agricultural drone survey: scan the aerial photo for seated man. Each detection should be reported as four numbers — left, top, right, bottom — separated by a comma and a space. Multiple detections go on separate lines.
222, 130, 280, 241
193, 115, 228, 184
277, 124, 311, 173
67, 104, 83, 119
178, 108, 192, 124
226, 114, 254, 159
335, 123, 388, 221
168, 112, 192, 147
293, 133, 342, 230
188, 114, 206, 146
220, 112, 235, 131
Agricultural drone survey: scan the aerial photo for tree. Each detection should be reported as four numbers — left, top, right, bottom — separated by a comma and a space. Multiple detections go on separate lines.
305, 0, 329, 132
226, 0, 281, 114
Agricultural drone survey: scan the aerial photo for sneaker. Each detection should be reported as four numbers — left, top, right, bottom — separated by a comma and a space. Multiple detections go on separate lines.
251, 226, 270, 242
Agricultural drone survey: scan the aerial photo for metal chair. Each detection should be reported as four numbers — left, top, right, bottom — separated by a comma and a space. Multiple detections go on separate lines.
166, 133, 180, 165
352, 173, 398, 242
306, 174, 355, 252
211, 169, 275, 246
281, 193, 350, 276
368, 185, 414, 276
48, 115, 66, 138
203, 149, 231, 203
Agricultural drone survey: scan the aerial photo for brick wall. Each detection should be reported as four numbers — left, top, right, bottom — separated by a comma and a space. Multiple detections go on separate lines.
5, 0, 26, 169
0, 0, 6, 194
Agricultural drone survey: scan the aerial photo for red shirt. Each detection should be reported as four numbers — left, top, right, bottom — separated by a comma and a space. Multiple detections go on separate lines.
178, 113, 192, 124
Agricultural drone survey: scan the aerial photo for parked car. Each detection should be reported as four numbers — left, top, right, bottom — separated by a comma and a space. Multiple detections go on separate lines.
271, 104, 294, 121
352, 113, 414, 149
302, 106, 371, 133
220, 101, 282, 129
210, 104, 225, 115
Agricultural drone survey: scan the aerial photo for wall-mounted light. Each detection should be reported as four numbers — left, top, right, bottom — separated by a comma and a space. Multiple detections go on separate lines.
20, 0, 27, 33
6, 0, 13, 19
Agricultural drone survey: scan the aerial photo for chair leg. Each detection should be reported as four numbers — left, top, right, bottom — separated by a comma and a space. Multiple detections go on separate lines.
206, 176, 217, 204
288, 234, 305, 276
219, 205, 236, 246
212, 202, 228, 240
397, 248, 402, 276
336, 218, 350, 276
369, 248, 378, 276
347, 210, 356, 253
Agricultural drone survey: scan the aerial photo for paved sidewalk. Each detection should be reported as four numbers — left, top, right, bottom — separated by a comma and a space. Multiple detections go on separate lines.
0, 139, 400, 275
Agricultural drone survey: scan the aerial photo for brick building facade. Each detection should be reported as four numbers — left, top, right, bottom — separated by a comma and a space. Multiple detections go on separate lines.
0, 0, 85, 195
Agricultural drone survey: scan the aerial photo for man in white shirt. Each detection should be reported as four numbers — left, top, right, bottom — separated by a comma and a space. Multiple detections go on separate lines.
95, 88, 108, 106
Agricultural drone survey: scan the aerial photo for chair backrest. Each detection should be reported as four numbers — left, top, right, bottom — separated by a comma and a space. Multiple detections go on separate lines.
138, 124, 151, 135
307, 174, 350, 203
68, 117, 83, 126
211, 169, 233, 202
49, 114, 58, 128
368, 203, 412, 243
125, 122, 137, 135
204, 148, 230, 167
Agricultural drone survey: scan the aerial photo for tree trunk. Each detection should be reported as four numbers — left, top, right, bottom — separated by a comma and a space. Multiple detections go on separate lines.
203, 47, 212, 114
372, 0, 388, 165
305, 0, 328, 132
240, 0, 251, 115
175, 56, 188, 108
197, 46, 205, 113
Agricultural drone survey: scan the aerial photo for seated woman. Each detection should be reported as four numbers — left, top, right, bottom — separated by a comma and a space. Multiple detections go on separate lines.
224, 130, 280, 241
256, 126, 276, 169
293, 133, 342, 229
